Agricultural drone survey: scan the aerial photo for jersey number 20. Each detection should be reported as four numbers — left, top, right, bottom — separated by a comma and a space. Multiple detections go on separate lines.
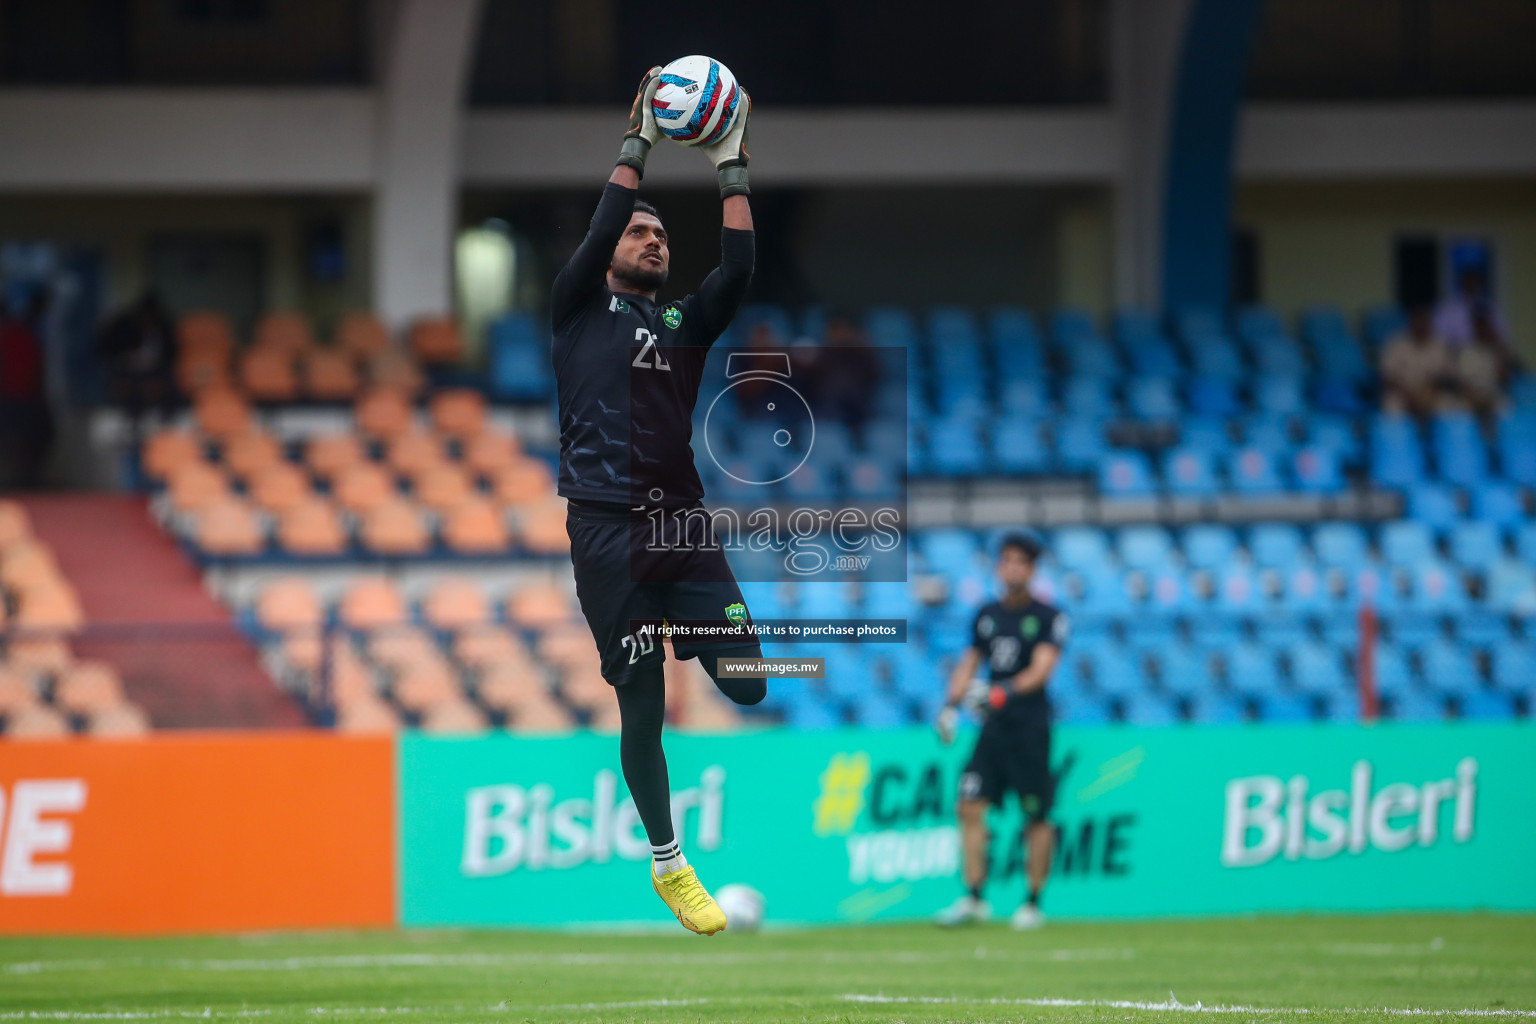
631, 328, 671, 371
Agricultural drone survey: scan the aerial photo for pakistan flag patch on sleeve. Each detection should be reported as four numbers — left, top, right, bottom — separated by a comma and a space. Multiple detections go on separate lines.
663, 305, 683, 329
725, 602, 747, 626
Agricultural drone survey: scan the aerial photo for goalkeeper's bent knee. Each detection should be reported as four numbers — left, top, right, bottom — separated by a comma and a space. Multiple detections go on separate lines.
702, 644, 767, 706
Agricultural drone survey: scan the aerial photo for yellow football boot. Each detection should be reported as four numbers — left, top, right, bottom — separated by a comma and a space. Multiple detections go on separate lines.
651, 862, 727, 935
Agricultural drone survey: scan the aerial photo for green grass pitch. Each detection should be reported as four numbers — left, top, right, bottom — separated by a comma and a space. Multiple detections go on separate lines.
2, 914, 1532, 1023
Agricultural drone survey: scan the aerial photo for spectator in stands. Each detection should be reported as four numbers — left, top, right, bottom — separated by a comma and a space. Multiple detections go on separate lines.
1380, 306, 1451, 416
798, 312, 879, 429
98, 290, 175, 418
1448, 308, 1517, 416
0, 291, 55, 488
1434, 265, 1508, 348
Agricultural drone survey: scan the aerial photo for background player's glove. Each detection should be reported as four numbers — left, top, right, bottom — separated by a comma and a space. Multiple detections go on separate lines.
959, 677, 991, 713
700, 89, 751, 199
935, 706, 958, 746
617, 66, 664, 176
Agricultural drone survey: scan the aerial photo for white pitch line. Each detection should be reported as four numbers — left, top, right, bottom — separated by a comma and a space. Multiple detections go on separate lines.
841, 994, 1536, 1017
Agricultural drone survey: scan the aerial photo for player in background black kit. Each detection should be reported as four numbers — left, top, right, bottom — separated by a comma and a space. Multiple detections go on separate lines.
552, 67, 763, 935
934, 532, 1067, 930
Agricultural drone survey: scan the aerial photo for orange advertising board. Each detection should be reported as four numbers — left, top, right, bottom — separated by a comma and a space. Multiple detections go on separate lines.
0, 732, 393, 934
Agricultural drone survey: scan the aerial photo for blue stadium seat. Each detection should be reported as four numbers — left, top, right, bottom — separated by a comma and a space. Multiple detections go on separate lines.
1188, 613, 1245, 653
488, 315, 556, 400
1055, 418, 1108, 473
1255, 691, 1315, 723
1128, 337, 1184, 377
1471, 480, 1526, 527
1099, 451, 1156, 497
737, 581, 786, 621
1253, 337, 1306, 376
783, 463, 838, 502
1313, 522, 1371, 571
1242, 416, 1294, 459
1084, 645, 1141, 697
1315, 377, 1366, 416
1363, 305, 1406, 350
1449, 521, 1505, 570
1054, 526, 1114, 571
1406, 482, 1462, 531
1373, 643, 1414, 698
986, 417, 1047, 475
1288, 641, 1351, 694
1119, 692, 1180, 726
919, 529, 981, 573
1411, 559, 1469, 613
1154, 642, 1217, 697
845, 458, 900, 501
1453, 612, 1510, 648
999, 379, 1050, 417
1432, 413, 1489, 487
1420, 640, 1480, 695
1053, 690, 1113, 725
1051, 308, 1099, 345
1179, 415, 1232, 454
1163, 447, 1219, 496
928, 306, 982, 346
865, 307, 918, 347
1235, 306, 1286, 342
1172, 306, 1224, 341
1457, 690, 1514, 721
1497, 412, 1536, 486
1386, 690, 1445, 723
1187, 693, 1249, 724
1187, 375, 1242, 416
1306, 415, 1362, 465
1063, 338, 1123, 378
796, 581, 855, 619
1511, 373, 1536, 411
1517, 522, 1536, 564
1183, 524, 1239, 570
1381, 521, 1436, 568
862, 582, 918, 621
927, 418, 986, 476
988, 308, 1047, 379
1486, 557, 1536, 613
1250, 523, 1306, 569
1492, 643, 1535, 695
1370, 414, 1426, 488
785, 693, 843, 728
1064, 377, 1118, 419
1118, 525, 1175, 571
1189, 338, 1246, 378
1255, 375, 1305, 416
1293, 446, 1345, 494
1227, 447, 1285, 494
1127, 377, 1181, 420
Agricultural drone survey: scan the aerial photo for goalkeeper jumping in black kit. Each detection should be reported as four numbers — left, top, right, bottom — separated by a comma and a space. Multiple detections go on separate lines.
935, 532, 1067, 930
552, 67, 762, 935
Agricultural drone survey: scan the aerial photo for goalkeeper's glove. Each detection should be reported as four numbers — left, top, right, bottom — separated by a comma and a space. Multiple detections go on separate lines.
935, 706, 959, 746
959, 677, 991, 714
617, 66, 664, 176
699, 89, 752, 199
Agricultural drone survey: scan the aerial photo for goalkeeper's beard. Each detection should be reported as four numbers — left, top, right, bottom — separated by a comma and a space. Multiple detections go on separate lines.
612, 256, 668, 293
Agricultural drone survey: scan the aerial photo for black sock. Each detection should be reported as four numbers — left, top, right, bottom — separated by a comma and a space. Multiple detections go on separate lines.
969, 884, 984, 902
1028, 887, 1041, 907
614, 664, 675, 848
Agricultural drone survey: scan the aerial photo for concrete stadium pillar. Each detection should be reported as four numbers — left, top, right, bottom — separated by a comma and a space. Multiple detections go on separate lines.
372, 0, 482, 330
1112, 0, 1264, 311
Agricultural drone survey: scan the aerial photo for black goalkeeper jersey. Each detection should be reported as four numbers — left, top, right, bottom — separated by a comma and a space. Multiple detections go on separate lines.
971, 597, 1069, 723
551, 182, 754, 508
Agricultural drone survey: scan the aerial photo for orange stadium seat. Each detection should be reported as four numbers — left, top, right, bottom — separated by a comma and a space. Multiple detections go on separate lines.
1, 541, 60, 591
177, 311, 236, 357
279, 632, 324, 675
0, 667, 39, 714
333, 462, 396, 514
254, 311, 315, 355
386, 430, 445, 477
562, 666, 614, 714
336, 311, 391, 359
323, 641, 377, 705
339, 577, 407, 631
366, 351, 424, 396
336, 695, 401, 734
475, 662, 549, 714
510, 697, 576, 732
54, 661, 126, 716
276, 498, 350, 556
442, 498, 510, 554
6, 637, 73, 677
506, 581, 575, 628
409, 317, 463, 365
452, 624, 530, 670
392, 660, 460, 714
87, 703, 151, 737
430, 389, 487, 439
221, 430, 284, 480
240, 347, 299, 402
367, 626, 440, 671
419, 699, 487, 734
360, 499, 430, 556
302, 349, 361, 402
517, 499, 570, 555
536, 624, 601, 674
142, 430, 203, 483
176, 347, 231, 395
0, 500, 31, 548
196, 497, 266, 556
422, 578, 491, 631
249, 462, 312, 514
493, 458, 555, 506
256, 577, 323, 634
17, 584, 87, 634
415, 465, 474, 513
464, 431, 522, 479
356, 389, 415, 439
304, 433, 366, 481
194, 388, 253, 438
4, 704, 71, 739
167, 461, 230, 514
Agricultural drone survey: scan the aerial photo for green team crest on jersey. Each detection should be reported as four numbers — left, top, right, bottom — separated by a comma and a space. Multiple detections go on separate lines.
663, 305, 683, 329
1022, 615, 1039, 638
725, 602, 747, 626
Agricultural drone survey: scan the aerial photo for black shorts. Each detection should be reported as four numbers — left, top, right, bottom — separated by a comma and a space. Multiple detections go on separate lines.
959, 715, 1054, 820
566, 501, 763, 686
